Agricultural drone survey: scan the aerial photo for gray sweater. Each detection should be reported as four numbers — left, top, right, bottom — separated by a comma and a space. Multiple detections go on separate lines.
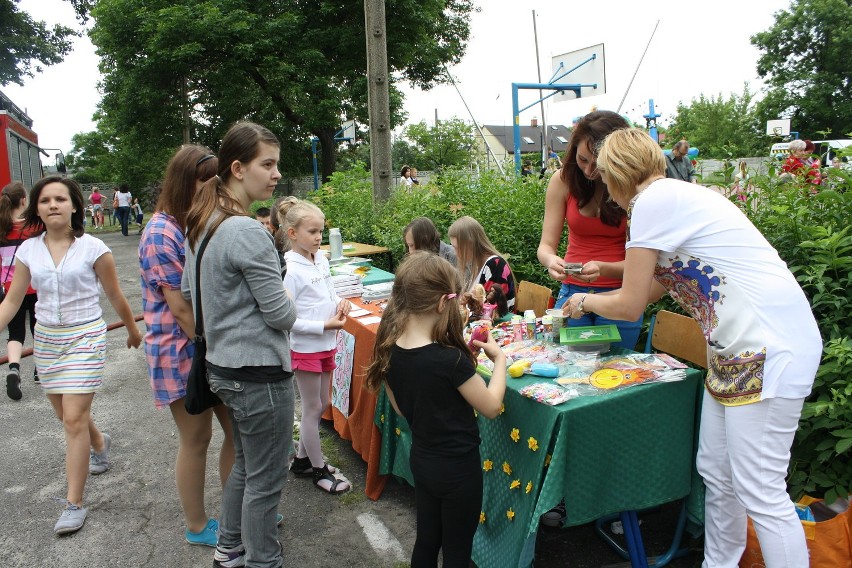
181, 215, 297, 371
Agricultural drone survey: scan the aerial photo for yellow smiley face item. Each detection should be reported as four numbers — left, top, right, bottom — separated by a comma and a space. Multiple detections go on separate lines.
590, 368, 625, 389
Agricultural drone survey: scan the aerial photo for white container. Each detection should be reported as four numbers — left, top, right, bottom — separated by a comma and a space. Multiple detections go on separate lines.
329, 228, 343, 260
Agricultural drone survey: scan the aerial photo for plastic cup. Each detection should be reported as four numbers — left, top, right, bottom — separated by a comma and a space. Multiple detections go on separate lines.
546, 308, 566, 343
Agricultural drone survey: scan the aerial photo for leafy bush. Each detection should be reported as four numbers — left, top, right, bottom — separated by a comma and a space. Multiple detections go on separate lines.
310, 163, 851, 503
734, 171, 851, 503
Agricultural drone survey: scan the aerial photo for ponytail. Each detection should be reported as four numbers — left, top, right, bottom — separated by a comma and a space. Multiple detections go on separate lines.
0, 183, 27, 244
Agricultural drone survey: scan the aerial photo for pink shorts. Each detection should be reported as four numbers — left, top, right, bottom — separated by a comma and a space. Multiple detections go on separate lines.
291, 348, 337, 373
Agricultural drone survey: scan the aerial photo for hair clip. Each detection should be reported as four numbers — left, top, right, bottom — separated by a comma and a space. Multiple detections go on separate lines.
196, 154, 215, 166
446, 293, 457, 299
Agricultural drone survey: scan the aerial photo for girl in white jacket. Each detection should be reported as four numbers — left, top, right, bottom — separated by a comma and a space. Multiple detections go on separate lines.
278, 197, 352, 494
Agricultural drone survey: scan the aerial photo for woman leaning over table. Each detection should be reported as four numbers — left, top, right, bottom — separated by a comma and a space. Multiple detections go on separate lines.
182, 122, 297, 568
564, 128, 822, 568
536, 110, 641, 350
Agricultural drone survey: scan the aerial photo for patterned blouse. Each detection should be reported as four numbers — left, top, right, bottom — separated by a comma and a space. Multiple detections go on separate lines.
139, 212, 194, 409
477, 255, 516, 310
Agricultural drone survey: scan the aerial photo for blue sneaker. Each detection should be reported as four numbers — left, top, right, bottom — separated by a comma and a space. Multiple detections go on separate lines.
277, 513, 283, 526
89, 433, 111, 475
185, 518, 218, 547
54, 503, 88, 535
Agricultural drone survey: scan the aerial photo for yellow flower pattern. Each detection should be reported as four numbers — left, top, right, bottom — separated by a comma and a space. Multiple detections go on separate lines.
502, 461, 512, 475
525, 481, 533, 494
395, 427, 401, 436
510, 428, 520, 443
528, 437, 539, 451
545, 454, 552, 467
510, 479, 520, 490
483, 459, 493, 472
500, 403, 505, 415
506, 508, 515, 521
380, 414, 385, 424
479, 511, 486, 524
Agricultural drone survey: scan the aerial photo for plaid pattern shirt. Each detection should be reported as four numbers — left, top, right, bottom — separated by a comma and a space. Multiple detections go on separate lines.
139, 212, 194, 408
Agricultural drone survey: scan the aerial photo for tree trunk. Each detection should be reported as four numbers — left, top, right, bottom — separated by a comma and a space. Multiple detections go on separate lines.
316, 127, 337, 184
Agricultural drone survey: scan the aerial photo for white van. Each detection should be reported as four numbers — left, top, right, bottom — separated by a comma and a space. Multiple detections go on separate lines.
770, 142, 790, 160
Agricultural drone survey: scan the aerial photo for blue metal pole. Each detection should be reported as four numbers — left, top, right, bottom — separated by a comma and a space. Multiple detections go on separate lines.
512, 83, 522, 174
311, 137, 320, 191
643, 98, 662, 143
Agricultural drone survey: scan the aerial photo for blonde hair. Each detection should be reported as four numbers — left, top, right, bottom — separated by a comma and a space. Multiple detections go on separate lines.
364, 252, 474, 393
447, 216, 510, 292
597, 128, 667, 204
275, 196, 324, 253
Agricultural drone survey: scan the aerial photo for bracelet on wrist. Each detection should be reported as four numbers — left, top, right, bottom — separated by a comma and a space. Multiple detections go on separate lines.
577, 294, 588, 314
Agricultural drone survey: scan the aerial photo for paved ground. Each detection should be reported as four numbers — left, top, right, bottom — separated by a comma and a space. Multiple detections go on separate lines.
0, 229, 703, 568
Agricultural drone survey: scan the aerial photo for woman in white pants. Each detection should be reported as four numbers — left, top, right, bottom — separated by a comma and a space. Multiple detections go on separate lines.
563, 128, 822, 568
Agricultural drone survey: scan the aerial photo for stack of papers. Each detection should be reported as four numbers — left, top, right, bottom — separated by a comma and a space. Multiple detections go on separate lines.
332, 274, 363, 298
362, 281, 393, 301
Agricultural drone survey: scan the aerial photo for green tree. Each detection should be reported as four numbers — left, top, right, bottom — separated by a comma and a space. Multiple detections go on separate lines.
88, 0, 475, 186
0, 0, 77, 85
402, 119, 476, 170
751, 0, 852, 137
667, 85, 768, 159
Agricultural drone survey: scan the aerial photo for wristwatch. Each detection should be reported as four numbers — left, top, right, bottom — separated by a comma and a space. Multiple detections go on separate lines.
576, 294, 588, 314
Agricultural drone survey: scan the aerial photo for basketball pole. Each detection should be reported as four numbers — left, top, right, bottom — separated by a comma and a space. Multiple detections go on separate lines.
616, 20, 660, 114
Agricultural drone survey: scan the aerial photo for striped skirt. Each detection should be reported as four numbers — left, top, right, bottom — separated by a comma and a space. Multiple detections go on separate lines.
33, 318, 107, 394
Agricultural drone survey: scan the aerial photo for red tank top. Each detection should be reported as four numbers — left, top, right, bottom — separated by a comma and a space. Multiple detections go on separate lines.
563, 193, 627, 289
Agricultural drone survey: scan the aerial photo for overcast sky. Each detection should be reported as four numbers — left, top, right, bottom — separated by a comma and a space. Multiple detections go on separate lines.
4, 0, 791, 154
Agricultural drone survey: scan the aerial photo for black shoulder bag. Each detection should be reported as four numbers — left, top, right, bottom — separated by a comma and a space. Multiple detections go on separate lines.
184, 232, 221, 415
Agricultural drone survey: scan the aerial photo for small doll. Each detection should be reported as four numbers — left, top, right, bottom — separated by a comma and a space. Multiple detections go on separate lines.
485, 286, 511, 322
465, 284, 487, 323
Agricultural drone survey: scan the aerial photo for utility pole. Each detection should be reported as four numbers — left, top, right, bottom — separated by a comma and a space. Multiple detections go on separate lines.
181, 76, 191, 144
364, 0, 392, 202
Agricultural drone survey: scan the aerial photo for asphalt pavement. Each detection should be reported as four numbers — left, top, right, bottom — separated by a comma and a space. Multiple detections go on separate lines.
0, 229, 703, 568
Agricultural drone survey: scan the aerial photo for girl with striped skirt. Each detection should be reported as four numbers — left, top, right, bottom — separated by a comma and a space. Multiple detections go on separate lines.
0, 176, 142, 535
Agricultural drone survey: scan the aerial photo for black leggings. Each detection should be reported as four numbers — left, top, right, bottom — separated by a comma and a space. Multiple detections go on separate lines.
7, 293, 36, 344
410, 447, 483, 568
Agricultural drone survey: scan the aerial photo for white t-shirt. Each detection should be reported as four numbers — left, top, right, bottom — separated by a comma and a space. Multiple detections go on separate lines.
16, 234, 110, 326
116, 190, 132, 207
626, 179, 821, 406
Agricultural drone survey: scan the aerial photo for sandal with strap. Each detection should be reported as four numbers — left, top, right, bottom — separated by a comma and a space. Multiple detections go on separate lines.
312, 465, 350, 495
291, 456, 338, 477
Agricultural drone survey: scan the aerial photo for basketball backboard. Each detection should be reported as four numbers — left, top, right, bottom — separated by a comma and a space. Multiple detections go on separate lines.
339, 119, 356, 141
766, 119, 791, 137
551, 44, 606, 103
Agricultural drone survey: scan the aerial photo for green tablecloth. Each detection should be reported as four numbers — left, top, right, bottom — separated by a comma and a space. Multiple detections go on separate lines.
375, 352, 703, 568
359, 266, 394, 286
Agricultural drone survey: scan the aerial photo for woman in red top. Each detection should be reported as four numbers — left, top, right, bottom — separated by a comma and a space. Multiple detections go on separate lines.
88, 186, 105, 229
537, 110, 642, 350
1, 183, 39, 400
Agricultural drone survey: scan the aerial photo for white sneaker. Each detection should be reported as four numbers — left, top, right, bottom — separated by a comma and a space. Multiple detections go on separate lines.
54, 503, 88, 535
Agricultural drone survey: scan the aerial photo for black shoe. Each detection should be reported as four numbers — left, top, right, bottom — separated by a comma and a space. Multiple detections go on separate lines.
6, 369, 22, 401
33, 369, 39, 383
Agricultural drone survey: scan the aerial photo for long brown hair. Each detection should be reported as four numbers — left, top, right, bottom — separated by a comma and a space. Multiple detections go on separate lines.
24, 177, 85, 238
403, 217, 441, 254
447, 215, 513, 293
156, 145, 217, 230
561, 110, 629, 227
364, 252, 474, 393
185, 122, 279, 249
0, 182, 27, 244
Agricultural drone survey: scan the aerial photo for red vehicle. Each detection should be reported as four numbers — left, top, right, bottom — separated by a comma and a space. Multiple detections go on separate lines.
0, 90, 44, 189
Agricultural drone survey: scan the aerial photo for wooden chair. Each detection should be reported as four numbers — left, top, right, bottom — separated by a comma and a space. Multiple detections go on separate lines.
514, 280, 554, 317
596, 309, 707, 567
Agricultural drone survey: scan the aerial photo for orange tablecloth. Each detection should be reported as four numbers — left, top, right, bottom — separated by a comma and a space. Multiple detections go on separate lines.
322, 297, 388, 500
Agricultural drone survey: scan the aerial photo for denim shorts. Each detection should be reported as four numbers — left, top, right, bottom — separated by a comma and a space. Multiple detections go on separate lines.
555, 282, 643, 350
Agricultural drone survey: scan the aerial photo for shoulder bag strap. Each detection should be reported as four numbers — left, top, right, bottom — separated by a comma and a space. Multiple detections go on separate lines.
1, 242, 21, 290
193, 233, 214, 340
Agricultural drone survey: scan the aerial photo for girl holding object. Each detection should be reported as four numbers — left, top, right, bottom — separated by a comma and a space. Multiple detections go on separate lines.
365, 252, 507, 568
0, 176, 142, 535
448, 215, 516, 312
1, 182, 39, 400
139, 145, 234, 547
278, 196, 352, 494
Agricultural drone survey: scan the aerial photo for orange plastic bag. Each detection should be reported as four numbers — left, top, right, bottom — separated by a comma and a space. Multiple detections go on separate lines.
739, 496, 852, 568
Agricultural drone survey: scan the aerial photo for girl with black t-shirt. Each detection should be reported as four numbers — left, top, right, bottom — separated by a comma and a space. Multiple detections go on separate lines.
365, 252, 507, 568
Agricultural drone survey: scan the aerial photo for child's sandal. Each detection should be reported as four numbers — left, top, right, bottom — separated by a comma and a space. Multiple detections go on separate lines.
312, 465, 350, 495
291, 456, 338, 476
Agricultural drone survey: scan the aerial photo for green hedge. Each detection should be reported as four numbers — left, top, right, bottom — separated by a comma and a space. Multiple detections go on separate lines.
305, 162, 851, 503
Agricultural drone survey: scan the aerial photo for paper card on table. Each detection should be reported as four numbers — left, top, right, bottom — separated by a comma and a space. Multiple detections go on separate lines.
357, 315, 382, 325
348, 308, 371, 317
332, 330, 355, 417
